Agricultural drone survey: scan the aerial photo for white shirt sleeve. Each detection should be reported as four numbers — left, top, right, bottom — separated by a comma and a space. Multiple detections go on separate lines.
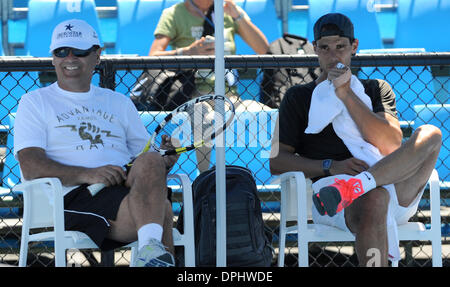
124, 98, 152, 157
13, 92, 47, 158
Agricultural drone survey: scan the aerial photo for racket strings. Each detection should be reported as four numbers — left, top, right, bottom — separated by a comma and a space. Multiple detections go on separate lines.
154, 98, 232, 151
190, 98, 233, 141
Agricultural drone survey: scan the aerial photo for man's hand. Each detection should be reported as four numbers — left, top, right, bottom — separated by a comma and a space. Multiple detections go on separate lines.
331, 157, 370, 176
187, 37, 215, 55
82, 165, 127, 187
161, 134, 180, 173
328, 63, 352, 99
224, 0, 241, 19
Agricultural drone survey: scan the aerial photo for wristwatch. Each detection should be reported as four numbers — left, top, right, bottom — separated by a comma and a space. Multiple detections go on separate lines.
322, 159, 333, 176
233, 11, 245, 22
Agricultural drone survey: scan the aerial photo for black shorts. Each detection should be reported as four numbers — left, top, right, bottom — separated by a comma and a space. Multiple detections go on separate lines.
64, 184, 172, 251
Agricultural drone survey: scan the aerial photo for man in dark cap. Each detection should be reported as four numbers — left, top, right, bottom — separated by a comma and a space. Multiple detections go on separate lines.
270, 13, 441, 266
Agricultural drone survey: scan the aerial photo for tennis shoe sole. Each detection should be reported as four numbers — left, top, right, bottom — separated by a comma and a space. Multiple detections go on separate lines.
313, 187, 342, 217
318, 187, 342, 217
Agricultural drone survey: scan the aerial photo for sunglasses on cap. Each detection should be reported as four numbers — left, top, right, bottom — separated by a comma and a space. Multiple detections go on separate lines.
53, 46, 98, 58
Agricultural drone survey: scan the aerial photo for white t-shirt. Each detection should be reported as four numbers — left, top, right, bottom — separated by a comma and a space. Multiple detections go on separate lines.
14, 82, 150, 195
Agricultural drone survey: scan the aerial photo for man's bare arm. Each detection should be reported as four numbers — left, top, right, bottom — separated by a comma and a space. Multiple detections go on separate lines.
18, 147, 126, 187
269, 118, 370, 177
270, 142, 323, 177
338, 87, 402, 155
330, 68, 402, 155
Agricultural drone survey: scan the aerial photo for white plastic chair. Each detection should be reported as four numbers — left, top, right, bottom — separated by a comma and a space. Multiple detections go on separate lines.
276, 169, 442, 267
14, 174, 195, 267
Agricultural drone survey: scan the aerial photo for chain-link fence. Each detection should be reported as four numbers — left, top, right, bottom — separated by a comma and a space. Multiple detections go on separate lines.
0, 53, 449, 267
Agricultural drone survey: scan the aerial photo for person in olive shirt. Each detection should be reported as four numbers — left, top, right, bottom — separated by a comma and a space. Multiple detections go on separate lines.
149, 0, 270, 173
150, 0, 269, 96
270, 13, 442, 266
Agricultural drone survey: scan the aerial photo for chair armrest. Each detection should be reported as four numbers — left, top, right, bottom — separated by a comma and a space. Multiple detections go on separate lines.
13, 177, 63, 193
278, 171, 309, 226
428, 169, 442, 231
13, 177, 65, 234
167, 174, 194, 234
13, 178, 64, 213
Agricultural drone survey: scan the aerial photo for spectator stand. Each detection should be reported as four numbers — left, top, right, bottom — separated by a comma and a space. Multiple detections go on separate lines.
0, 16, 4, 56
24, 0, 103, 57
234, 0, 283, 103
394, 0, 450, 105
414, 104, 450, 186
112, 0, 184, 98
357, 48, 436, 124
114, 0, 182, 56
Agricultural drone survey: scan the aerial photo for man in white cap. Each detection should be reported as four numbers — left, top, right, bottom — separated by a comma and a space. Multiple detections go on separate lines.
14, 19, 178, 267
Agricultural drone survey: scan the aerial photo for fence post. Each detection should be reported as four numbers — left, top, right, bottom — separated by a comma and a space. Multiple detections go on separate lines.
99, 58, 116, 90
98, 58, 115, 266
1, 0, 11, 55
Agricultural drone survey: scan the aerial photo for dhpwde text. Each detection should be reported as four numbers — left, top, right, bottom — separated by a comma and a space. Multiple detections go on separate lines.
177, 271, 273, 284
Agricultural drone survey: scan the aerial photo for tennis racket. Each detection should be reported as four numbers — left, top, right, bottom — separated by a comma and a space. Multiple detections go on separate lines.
87, 94, 235, 195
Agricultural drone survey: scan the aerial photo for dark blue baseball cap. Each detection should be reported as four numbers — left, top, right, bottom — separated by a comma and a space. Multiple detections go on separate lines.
313, 13, 354, 42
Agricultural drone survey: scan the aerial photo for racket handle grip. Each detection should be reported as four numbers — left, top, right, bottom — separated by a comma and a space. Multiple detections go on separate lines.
87, 183, 105, 196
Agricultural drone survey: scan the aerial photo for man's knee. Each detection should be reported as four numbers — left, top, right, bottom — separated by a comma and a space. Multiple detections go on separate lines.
364, 188, 390, 215
346, 188, 390, 233
133, 152, 166, 176
414, 124, 442, 149
126, 152, 166, 189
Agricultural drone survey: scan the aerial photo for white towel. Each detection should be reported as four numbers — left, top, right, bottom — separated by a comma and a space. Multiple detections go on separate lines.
305, 76, 383, 166
306, 76, 400, 261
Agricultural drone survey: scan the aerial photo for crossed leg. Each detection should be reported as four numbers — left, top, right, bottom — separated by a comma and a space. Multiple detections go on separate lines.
106, 152, 174, 253
345, 124, 442, 266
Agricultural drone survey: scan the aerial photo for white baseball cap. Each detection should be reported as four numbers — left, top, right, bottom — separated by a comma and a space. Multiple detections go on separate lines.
49, 19, 101, 53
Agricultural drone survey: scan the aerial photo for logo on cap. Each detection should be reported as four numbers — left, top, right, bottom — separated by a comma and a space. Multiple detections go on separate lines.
65, 24, 74, 31
56, 23, 82, 40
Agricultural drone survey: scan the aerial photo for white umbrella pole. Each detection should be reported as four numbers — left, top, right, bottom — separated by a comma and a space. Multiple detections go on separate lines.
214, 0, 226, 267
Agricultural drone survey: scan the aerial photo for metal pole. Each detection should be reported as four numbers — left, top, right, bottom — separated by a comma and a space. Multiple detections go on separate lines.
214, 0, 226, 267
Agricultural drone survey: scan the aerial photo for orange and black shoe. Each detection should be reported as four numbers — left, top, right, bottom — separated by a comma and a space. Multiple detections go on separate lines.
313, 178, 365, 217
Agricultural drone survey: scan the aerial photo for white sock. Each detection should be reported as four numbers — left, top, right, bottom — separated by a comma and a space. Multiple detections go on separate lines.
138, 223, 163, 250
354, 171, 377, 193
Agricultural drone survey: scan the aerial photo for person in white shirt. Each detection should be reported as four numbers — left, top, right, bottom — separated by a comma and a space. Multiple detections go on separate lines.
14, 19, 178, 267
